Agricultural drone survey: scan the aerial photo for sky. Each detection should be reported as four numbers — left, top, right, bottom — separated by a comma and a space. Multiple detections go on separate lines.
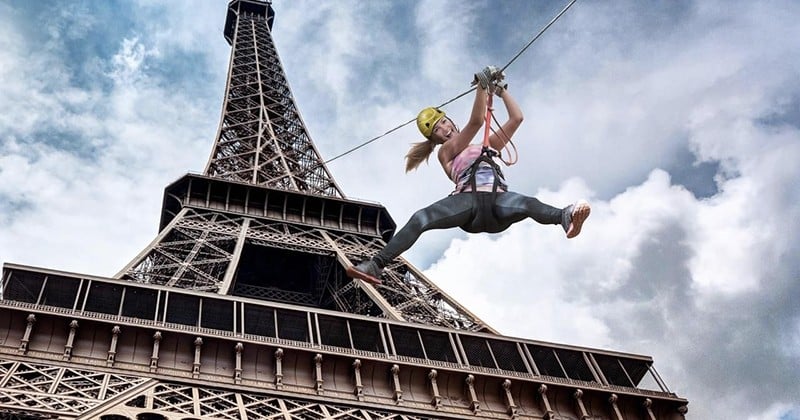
0, 0, 798, 418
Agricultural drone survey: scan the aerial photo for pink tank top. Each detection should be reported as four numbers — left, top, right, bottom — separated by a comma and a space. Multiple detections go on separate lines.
449, 144, 507, 194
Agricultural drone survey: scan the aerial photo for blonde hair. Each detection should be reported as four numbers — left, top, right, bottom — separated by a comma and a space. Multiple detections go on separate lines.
404, 140, 437, 172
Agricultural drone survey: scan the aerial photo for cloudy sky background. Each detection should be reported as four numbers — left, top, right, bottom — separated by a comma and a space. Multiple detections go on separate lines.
1, 1, 798, 418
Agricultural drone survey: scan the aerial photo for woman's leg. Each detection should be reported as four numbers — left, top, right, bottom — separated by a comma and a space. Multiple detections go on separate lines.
374, 193, 474, 267
493, 191, 563, 226
493, 192, 590, 238
348, 194, 475, 284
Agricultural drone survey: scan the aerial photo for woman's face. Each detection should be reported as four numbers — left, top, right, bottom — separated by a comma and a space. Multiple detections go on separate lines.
431, 117, 456, 144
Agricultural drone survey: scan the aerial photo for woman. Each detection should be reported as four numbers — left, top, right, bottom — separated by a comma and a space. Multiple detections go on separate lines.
347, 67, 590, 285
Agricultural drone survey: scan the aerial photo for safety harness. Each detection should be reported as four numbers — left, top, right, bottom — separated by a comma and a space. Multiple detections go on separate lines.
451, 94, 516, 232
457, 94, 511, 197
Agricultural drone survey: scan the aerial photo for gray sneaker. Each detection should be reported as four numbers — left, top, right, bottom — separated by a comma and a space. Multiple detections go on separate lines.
346, 259, 383, 285
562, 199, 591, 239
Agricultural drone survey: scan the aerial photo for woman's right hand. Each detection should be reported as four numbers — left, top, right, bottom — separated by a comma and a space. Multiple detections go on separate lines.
473, 66, 502, 90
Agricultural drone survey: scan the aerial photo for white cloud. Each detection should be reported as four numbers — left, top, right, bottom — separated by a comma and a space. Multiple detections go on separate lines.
750, 404, 800, 420
426, 170, 693, 345
413, 3, 800, 418
108, 37, 156, 84
0, 4, 214, 275
415, 0, 485, 85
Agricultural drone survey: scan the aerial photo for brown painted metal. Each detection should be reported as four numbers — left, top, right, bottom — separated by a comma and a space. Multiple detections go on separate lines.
1, 265, 687, 418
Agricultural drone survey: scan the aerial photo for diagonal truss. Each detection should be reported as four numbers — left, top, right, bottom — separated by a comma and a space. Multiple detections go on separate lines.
205, 7, 343, 197
105, 381, 427, 420
0, 359, 147, 417
1, 359, 429, 419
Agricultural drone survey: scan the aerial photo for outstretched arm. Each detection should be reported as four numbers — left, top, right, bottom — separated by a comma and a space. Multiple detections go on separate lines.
488, 88, 523, 151
438, 84, 490, 171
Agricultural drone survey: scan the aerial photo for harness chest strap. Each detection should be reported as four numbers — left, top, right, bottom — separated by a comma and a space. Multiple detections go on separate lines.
458, 149, 506, 194
460, 92, 506, 199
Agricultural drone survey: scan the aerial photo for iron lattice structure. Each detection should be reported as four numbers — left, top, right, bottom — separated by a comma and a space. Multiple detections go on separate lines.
113, 174, 490, 332
204, 1, 342, 197
112, 0, 490, 333
0, 1, 688, 419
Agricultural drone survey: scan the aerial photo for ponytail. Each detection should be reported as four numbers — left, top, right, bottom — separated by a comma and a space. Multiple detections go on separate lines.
404, 140, 437, 172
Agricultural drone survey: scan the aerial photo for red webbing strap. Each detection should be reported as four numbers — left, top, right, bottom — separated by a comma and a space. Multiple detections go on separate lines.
482, 93, 493, 149
485, 92, 519, 166
466, 93, 504, 199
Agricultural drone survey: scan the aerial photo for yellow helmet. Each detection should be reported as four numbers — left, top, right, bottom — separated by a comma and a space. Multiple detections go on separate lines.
416, 107, 445, 138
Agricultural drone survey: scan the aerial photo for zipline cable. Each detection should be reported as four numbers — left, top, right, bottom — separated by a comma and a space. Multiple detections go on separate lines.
499, 0, 577, 73
321, 89, 475, 165
321, 0, 577, 166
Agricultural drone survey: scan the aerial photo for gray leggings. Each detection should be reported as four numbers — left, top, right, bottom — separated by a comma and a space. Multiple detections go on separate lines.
373, 191, 563, 267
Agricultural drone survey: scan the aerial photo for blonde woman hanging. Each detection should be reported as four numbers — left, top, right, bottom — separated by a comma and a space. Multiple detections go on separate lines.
348, 67, 590, 285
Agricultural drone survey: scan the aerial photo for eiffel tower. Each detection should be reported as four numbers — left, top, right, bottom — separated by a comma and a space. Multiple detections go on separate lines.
0, 1, 688, 419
